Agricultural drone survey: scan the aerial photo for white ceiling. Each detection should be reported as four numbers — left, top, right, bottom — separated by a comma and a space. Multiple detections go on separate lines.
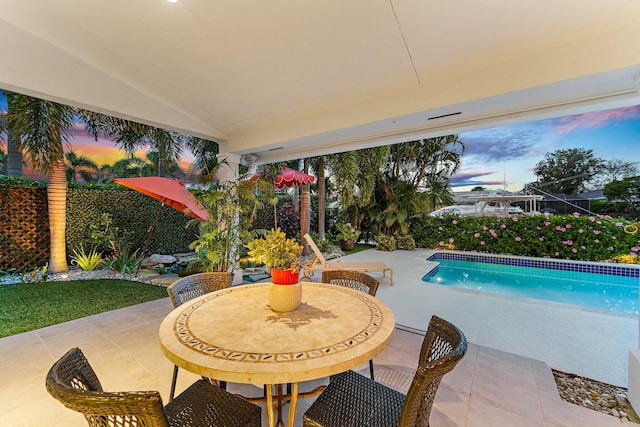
1, 0, 639, 165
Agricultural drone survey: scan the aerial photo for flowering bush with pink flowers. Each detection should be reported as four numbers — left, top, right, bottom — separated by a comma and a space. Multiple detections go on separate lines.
335, 222, 361, 241
411, 213, 640, 263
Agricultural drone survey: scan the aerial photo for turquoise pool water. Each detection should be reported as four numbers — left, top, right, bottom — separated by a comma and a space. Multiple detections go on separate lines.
422, 257, 639, 314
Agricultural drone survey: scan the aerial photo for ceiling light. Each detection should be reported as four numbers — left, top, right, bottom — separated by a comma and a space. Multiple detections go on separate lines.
166, 0, 178, 3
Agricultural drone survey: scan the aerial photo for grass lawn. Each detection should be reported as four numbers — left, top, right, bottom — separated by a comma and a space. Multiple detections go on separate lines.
0, 279, 168, 338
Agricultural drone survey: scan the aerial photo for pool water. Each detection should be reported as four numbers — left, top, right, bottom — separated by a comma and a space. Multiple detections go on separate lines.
422, 258, 639, 314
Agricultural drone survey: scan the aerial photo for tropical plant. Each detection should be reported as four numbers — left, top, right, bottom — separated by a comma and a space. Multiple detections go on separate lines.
246, 228, 303, 271
335, 222, 361, 241
64, 150, 98, 183
89, 213, 117, 254
81, 113, 187, 177
188, 178, 267, 272
309, 231, 335, 253
107, 246, 141, 274
396, 235, 416, 250
6, 92, 77, 273
70, 244, 104, 271
18, 263, 49, 283
186, 137, 220, 183
325, 136, 463, 238
374, 234, 397, 251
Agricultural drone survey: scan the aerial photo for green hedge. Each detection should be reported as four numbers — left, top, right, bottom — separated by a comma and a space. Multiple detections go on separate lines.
66, 188, 198, 255
410, 213, 640, 262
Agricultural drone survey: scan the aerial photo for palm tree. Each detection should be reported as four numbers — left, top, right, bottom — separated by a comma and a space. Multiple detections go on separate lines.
145, 150, 185, 178
7, 93, 76, 273
64, 150, 98, 183
384, 135, 465, 191
326, 146, 389, 214
186, 137, 219, 183
422, 177, 455, 211
81, 112, 185, 177
309, 156, 327, 239
108, 156, 151, 178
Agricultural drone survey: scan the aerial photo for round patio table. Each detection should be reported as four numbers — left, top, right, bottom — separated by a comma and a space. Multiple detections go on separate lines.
159, 281, 395, 427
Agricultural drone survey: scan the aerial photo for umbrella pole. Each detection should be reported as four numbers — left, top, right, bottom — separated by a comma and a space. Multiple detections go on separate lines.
137, 203, 164, 272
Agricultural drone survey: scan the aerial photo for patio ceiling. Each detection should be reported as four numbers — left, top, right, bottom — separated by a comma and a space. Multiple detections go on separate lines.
1, 0, 639, 164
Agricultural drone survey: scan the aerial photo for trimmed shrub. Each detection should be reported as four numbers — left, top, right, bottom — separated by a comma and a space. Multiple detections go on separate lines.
411, 212, 640, 262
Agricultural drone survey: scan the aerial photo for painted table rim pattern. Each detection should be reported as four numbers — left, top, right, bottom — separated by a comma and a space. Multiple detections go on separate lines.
159, 282, 395, 384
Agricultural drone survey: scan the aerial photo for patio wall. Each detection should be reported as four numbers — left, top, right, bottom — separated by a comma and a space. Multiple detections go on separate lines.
344, 248, 638, 387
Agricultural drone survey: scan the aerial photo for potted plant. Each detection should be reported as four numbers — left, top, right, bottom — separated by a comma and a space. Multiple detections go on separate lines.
188, 179, 265, 286
246, 228, 303, 311
336, 222, 361, 251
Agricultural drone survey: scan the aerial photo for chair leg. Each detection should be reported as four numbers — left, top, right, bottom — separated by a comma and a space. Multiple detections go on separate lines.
369, 359, 375, 380
170, 365, 179, 401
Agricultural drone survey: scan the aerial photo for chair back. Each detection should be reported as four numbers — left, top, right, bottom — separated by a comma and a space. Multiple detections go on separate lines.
399, 316, 467, 427
303, 234, 328, 267
167, 272, 231, 308
321, 270, 379, 296
46, 347, 170, 427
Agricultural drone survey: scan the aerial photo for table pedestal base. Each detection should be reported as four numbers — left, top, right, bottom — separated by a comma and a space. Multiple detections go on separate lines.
247, 383, 326, 427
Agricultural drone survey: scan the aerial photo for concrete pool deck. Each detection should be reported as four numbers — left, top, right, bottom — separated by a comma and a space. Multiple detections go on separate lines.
327, 248, 639, 388
1, 293, 634, 426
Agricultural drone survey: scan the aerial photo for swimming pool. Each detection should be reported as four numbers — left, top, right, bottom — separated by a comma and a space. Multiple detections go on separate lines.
423, 252, 640, 314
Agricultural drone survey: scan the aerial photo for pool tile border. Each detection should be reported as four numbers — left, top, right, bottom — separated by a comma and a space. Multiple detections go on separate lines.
426, 251, 640, 280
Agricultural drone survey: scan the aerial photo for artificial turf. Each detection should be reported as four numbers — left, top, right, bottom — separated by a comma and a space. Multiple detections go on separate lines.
0, 279, 168, 338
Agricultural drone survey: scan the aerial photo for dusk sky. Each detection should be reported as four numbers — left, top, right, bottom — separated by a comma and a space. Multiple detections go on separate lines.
454, 104, 640, 192
2, 95, 639, 189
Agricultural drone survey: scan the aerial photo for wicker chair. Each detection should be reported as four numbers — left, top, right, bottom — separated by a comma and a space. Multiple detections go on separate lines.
322, 270, 379, 379
46, 347, 261, 427
167, 272, 231, 399
167, 272, 231, 307
303, 315, 467, 427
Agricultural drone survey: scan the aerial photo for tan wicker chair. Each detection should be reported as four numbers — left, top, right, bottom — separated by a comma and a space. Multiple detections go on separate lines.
167, 272, 231, 307
303, 315, 467, 427
322, 270, 379, 379
167, 272, 231, 399
46, 347, 261, 427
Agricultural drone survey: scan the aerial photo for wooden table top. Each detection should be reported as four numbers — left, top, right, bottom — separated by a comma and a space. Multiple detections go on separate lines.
159, 282, 395, 384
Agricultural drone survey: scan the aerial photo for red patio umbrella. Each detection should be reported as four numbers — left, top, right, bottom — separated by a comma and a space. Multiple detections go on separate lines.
273, 167, 315, 188
112, 177, 208, 259
250, 167, 315, 227
251, 167, 315, 189
113, 177, 207, 220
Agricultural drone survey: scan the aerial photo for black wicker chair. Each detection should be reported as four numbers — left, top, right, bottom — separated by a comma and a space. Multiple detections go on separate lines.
46, 347, 261, 427
167, 272, 231, 399
303, 315, 467, 427
322, 270, 379, 379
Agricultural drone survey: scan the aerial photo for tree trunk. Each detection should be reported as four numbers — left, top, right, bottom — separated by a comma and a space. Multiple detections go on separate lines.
300, 159, 311, 255
48, 160, 68, 273
6, 130, 23, 177
293, 186, 299, 213
317, 156, 326, 239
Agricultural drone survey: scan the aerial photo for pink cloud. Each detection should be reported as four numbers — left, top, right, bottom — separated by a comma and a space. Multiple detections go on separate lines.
553, 105, 640, 135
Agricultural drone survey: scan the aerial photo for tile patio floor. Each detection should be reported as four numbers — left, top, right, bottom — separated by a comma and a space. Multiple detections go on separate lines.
1, 295, 633, 426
